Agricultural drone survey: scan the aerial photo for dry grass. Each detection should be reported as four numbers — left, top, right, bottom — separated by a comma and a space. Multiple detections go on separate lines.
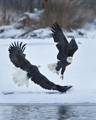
39, 0, 96, 30
0, 0, 96, 30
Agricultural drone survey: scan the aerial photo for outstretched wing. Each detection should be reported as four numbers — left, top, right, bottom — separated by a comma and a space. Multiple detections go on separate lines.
8, 42, 72, 92
51, 23, 68, 60
68, 38, 78, 57
8, 42, 31, 71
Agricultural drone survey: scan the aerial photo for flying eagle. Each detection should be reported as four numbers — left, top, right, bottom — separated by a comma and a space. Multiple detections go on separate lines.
48, 23, 78, 79
8, 42, 72, 92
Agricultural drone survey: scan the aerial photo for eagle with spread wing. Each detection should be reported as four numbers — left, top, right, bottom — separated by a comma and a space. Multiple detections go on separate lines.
8, 42, 72, 92
48, 23, 78, 79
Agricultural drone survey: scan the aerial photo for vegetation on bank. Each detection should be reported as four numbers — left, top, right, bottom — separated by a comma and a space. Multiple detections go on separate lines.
0, 0, 96, 30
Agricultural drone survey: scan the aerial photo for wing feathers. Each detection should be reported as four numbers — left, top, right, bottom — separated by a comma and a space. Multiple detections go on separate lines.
8, 41, 28, 68
9, 41, 26, 53
22, 44, 26, 52
51, 23, 68, 60
51, 22, 65, 43
68, 38, 78, 57
51, 23, 78, 60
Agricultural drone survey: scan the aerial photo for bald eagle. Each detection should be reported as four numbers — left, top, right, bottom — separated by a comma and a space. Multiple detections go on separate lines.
48, 23, 78, 79
8, 42, 72, 92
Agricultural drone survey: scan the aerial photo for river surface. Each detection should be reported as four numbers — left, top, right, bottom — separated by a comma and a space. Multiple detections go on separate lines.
0, 104, 96, 120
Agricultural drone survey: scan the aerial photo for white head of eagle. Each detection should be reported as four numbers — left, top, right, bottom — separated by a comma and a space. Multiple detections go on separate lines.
66, 56, 73, 64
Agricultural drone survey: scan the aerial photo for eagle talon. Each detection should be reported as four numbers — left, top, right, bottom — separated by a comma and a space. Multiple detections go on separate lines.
38, 65, 41, 68
60, 75, 64, 80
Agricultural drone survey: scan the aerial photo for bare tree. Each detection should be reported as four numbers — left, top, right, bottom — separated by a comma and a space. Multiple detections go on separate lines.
2, 0, 6, 24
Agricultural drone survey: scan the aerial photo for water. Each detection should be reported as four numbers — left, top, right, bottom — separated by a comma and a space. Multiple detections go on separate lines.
0, 104, 96, 120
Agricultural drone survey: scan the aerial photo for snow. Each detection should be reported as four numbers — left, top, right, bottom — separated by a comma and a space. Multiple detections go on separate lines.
0, 25, 25, 38
24, 8, 44, 21
0, 22, 96, 104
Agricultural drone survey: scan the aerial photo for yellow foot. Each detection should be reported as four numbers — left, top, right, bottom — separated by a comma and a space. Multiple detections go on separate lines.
60, 75, 64, 80
38, 65, 41, 68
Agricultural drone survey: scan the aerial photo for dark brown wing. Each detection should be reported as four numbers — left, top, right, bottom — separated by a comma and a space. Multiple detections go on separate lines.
8, 42, 72, 92
8, 41, 32, 71
51, 23, 68, 60
68, 38, 78, 57
31, 74, 72, 92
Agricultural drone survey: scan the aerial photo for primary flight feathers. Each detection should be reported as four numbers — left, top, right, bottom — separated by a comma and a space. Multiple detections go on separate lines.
8, 42, 72, 92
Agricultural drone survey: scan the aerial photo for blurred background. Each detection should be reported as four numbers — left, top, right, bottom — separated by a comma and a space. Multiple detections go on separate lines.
0, 0, 96, 30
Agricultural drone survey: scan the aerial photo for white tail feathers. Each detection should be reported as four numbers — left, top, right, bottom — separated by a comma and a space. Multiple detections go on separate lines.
47, 63, 59, 75
12, 67, 29, 87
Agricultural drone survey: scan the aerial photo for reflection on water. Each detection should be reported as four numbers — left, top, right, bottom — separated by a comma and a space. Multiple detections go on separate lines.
0, 104, 96, 120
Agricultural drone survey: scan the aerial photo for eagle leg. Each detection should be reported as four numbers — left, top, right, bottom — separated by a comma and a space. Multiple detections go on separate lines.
60, 75, 64, 80
38, 65, 41, 68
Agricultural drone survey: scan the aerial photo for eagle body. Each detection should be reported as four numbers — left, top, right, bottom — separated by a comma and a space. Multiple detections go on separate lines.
56, 58, 71, 75
48, 23, 78, 79
8, 42, 72, 92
